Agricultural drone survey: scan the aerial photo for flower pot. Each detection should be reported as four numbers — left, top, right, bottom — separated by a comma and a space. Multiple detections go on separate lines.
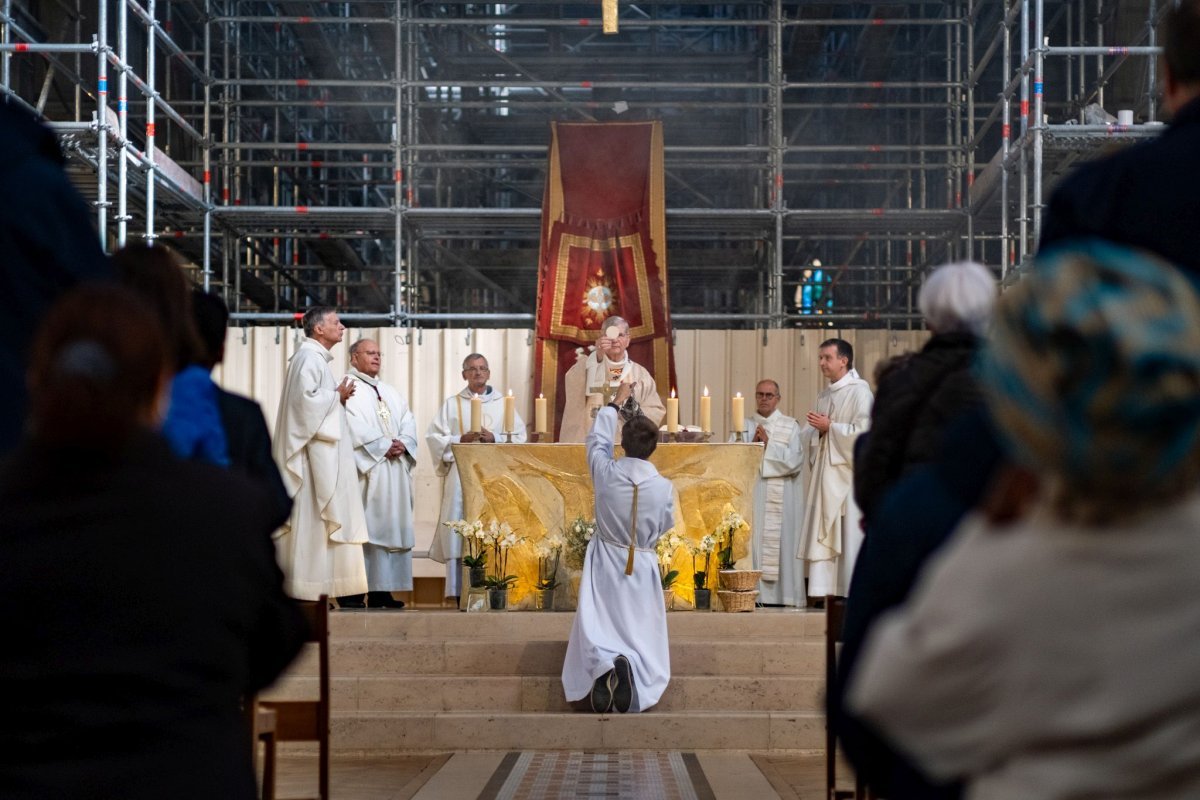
663, 589, 675, 611
535, 588, 555, 611
693, 588, 712, 610
488, 587, 509, 611
469, 565, 487, 589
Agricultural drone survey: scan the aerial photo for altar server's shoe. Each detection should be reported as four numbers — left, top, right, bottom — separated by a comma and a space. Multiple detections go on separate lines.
590, 669, 616, 713
613, 655, 634, 713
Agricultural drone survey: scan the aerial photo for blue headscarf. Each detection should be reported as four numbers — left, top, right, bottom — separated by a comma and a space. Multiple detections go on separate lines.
978, 239, 1200, 522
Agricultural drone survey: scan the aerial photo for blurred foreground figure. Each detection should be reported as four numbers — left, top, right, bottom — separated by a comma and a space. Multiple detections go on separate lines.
0, 102, 111, 452
849, 241, 1200, 799
0, 286, 306, 800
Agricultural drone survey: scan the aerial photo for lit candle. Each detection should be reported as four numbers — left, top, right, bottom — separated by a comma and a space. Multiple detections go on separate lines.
470, 393, 482, 434
666, 389, 679, 433
700, 386, 712, 432
535, 393, 547, 434
503, 389, 515, 434
731, 392, 744, 432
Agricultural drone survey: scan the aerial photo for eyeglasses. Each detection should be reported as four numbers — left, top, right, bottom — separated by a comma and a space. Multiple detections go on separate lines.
464, 366, 490, 373
755, 392, 778, 398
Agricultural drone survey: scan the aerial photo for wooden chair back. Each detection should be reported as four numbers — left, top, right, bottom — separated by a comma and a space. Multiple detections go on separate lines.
826, 595, 868, 800
260, 596, 330, 800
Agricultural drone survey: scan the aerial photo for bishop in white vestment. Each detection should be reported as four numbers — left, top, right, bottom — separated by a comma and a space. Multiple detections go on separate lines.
344, 339, 417, 602
736, 379, 806, 606
563, 390, 675, 713
798, 339, 874, 599
272, 309, 369, 600
425, 353, 527, 597
559, 315, 666, 443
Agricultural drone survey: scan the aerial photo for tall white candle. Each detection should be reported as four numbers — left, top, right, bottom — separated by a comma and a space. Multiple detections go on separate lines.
700, 386, 712, 432
666, 389, 679, 433
535, 393, 547, 434
503, 390, 515, 434
470, 394, 482, 434
731, 392, 744, 432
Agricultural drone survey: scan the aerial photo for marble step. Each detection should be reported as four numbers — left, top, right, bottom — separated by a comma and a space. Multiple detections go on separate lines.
286, 638, 822, 678
263, 674, 824, 713
323, 710, 825, 754
328, 608, 825, 641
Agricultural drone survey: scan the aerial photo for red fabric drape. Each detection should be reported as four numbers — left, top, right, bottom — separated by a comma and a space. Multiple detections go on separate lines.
534, 121, 675, 439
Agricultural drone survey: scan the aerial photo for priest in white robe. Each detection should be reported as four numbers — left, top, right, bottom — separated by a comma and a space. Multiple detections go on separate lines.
798, 339, 874, 600
425, 353, 527, 598
343, 338, 417, 609
272, 307, 369, 601
559, 315, 666, 443
563, 381, 676, 713
735, 379, 806, 606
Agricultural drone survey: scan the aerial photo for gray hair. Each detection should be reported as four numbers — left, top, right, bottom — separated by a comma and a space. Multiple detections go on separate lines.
918, 261, 998, 336
301, 306, 336, 338
349, 338, 375, 357
599, 316, 630, 335
462, 352, 488, 370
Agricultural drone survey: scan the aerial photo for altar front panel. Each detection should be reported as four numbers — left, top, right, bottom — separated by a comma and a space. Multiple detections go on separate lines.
451, 442, 764, 605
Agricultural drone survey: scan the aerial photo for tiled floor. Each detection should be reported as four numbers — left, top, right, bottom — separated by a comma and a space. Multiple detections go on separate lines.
273, 751, 833, 799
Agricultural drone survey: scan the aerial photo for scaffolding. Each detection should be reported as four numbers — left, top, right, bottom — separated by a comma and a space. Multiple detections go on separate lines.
0, 0, 1165, 326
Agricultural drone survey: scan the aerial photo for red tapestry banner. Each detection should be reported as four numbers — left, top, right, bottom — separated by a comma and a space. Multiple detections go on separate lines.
534, 121, 676, 438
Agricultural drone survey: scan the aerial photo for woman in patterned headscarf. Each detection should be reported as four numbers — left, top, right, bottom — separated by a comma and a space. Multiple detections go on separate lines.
847, 240, 1200, 800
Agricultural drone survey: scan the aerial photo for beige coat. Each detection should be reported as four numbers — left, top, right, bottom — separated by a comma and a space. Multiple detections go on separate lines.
558, 351, 666, 443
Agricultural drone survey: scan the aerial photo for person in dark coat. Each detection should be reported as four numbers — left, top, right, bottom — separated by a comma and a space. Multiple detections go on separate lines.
0, 285, 307, 800
833, 408, 1006, 800
1039, 0, 1200, 277
0, 102, 112, 453
854, 261, 997, 527
192, 289, 293, 527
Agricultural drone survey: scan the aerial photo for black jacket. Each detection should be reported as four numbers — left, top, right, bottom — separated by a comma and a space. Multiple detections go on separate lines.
0, 103, 112, 452
217, 387, 293, 528
1040, 96, 1200, 276
0, 432, 308, 800
854, 331, 982, 525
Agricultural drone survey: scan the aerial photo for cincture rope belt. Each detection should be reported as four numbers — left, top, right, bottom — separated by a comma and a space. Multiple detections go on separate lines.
625, 484, 638, 576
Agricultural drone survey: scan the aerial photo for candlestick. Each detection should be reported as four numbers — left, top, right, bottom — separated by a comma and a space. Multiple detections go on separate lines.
700, 386, 712, 432
666, 389, 679, 433
534, 393, 547, 434
731, 392, 744, 433
470, 394, 482, 434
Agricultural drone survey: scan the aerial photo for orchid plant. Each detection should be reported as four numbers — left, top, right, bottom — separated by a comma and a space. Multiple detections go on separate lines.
714, 506, 749, 570
533, 532, 565, 591
656, 528, 687, 590
482, 520, 523, 589
443, 519, 487, 569
564, 515, 597, 570
690, 533, 718, 589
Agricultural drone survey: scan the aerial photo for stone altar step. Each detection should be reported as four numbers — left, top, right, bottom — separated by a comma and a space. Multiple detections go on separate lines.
286, 637, 822, 678
326, 710, 825, 754
266, 673, 824, 713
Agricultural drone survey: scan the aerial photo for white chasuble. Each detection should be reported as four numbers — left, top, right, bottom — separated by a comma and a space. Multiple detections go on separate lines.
425, 386, 527, 594
272, 338, 369, 600
798, 369, 874, 598
736, 411, 806, 606
559, 350, 666, 443
563, 407, 676, 712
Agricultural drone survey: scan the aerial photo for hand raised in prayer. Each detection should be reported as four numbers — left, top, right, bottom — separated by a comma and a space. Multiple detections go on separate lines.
337, 377, 356, 405
753, 424, 769, 444
806, 411, 831, 434
613, 380, 634, 407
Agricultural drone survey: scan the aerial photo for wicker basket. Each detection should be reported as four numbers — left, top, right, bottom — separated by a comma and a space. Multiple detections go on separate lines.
718, 569, 762, 592
717, 590, 759, 612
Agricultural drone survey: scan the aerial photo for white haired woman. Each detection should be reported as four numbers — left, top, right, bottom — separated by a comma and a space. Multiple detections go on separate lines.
853, 261, 998, 527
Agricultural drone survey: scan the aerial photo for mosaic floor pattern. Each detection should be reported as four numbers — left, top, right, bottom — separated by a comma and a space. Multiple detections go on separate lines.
477, 751, 717, 800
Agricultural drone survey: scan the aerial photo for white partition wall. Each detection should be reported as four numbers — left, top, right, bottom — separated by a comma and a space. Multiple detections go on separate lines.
213, 328, 927, 578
